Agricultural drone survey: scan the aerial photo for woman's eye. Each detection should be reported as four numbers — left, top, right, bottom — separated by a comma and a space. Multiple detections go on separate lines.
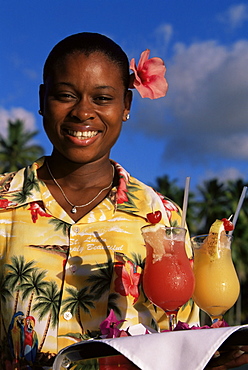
95, 96, 112, 103
56, 93, 76, 101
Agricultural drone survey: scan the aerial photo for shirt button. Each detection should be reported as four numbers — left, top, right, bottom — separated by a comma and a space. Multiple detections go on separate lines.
73, 227, 79, 233
63, 312, 72, 321
61, 357, 71, 368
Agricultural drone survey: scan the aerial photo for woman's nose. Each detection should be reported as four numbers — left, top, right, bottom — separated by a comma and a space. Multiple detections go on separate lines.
69, 99, 95, 122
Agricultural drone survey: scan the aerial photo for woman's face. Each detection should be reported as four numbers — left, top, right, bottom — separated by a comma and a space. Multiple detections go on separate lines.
39, 51, 132, 165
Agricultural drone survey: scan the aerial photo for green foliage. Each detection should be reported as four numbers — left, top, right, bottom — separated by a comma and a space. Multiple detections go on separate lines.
0, 119, 44, 173
154, 174, 198, 234
155, 174, 248, 324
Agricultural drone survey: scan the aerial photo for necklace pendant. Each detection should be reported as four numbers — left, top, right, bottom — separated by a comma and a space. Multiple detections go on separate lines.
71, 206, 77, 214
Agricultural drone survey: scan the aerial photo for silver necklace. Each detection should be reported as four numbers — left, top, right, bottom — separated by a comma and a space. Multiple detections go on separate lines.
46, 161, 114, 214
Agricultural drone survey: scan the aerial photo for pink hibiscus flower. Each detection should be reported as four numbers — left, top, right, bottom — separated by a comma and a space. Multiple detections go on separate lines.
129, 49, 168, 99
114, 260, 141, 304
27, 201, 52, 223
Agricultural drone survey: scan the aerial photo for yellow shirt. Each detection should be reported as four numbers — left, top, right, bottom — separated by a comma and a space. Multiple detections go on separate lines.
0, 157, 198, 369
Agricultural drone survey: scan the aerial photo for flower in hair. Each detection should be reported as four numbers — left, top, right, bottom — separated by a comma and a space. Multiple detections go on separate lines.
129, 49, 168, 99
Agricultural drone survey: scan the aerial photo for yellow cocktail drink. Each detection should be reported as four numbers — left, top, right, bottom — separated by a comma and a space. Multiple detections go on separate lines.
192, 234, 240, 321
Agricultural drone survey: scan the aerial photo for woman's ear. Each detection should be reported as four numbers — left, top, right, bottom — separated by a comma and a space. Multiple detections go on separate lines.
123, 90, 133, 122
39, 84, 45, 113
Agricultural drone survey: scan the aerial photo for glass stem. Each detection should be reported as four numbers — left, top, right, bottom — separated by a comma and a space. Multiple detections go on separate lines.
211, 316, 223, 324
168, 313, 177, 331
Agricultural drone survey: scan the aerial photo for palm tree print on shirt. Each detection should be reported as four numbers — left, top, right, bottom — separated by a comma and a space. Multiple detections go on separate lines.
12, 167, 40, 204
61, 286, 95, 333
19, 269, 49, 317
5, 255, 36, 314
32, 280, 60, 352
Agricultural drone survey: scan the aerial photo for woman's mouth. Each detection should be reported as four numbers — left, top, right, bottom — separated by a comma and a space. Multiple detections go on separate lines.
67, 129, 98, 140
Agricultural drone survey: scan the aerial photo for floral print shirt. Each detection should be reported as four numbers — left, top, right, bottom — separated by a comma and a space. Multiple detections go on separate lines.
0, 157, 198, 369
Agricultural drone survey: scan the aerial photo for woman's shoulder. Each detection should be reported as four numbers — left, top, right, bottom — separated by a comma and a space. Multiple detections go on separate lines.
130, 174, 179, 207
0, 157, 44, 194
0, 171, 17, 193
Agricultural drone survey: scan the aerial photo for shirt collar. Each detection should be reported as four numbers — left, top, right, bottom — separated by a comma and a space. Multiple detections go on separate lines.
0, 157, 169, 225
0, 157, 45, 209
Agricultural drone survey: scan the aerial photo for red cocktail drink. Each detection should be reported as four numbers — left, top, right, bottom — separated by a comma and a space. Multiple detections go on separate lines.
142, 225, 195, 328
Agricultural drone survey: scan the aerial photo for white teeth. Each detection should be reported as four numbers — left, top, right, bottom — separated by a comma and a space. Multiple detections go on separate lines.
67, 130, 98, 139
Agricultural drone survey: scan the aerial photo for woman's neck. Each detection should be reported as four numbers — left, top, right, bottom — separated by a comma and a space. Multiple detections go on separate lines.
37, 153, 117, 222
40, 153, 114, 190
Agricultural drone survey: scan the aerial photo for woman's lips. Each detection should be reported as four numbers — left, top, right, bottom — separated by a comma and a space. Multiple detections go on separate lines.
66, 129, 98, 140
62, 128, 101, 146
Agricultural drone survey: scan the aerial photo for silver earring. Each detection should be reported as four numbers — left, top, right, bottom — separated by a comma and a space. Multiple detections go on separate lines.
126, 114, 130, 120
38, 109, 43, 115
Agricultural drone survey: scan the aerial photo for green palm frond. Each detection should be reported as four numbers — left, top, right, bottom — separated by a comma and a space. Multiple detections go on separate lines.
107, 293, 122, 317
0, 119, 44, 173
86, 260, 113, 299
5, 255, 36, 289
0, 272, 12, 303
61, 286, 95, 317
20, 269, 48, 299
32, 280, 60, 327
49, 219, 71, 235
130, 253, 145, 269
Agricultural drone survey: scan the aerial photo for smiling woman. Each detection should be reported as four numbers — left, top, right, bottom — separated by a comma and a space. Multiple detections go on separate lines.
40, 51, 131, 179
0, 32, 200, 370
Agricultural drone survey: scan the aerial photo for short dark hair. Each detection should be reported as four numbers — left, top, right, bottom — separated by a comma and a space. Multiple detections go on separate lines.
43, 32, 130, 90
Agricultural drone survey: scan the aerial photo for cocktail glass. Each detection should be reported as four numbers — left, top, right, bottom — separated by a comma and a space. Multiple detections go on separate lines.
191, 234, 240, 323
141, 224, 195, 330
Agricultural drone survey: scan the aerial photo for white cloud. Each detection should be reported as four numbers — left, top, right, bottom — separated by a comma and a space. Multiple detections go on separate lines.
155, 23, 173, 47
6, 52, 39, 83
132, 39, 248, 163
217, 3, 248, 30
0, 107, 37, 137
202, 167, 245, 184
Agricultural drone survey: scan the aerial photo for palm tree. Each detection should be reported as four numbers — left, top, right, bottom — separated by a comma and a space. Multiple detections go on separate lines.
224, 179, 248, 324
0, 272, 12, 335
12, 166, 40, 204
20, 269, 49, 316
4, 255, 36, 314
155, 175, 184, 206
196, 179, 228, 234
48, 218, 71, 236
61, 286, 95, 333
0, 119, 44, 173
86, 260, 125, 317
107, 293, 122, 317
131, 252, 145, 269
154, 174, 197, 234
86, 260, 113, 300
32, 281, 60, 352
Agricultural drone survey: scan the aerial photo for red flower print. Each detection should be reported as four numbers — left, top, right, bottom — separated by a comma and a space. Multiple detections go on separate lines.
0, 198, 17, 208
116, 178, 129, 204
114, 260, 141, 304
115, 163, 129, 183
157, 192, 178, 220
27, 202, 52, 223
129, 49, 168, 99
110, 162, 130, 205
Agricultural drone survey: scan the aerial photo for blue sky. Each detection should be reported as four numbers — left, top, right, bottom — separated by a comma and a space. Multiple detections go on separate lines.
1, 0, 248, 193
